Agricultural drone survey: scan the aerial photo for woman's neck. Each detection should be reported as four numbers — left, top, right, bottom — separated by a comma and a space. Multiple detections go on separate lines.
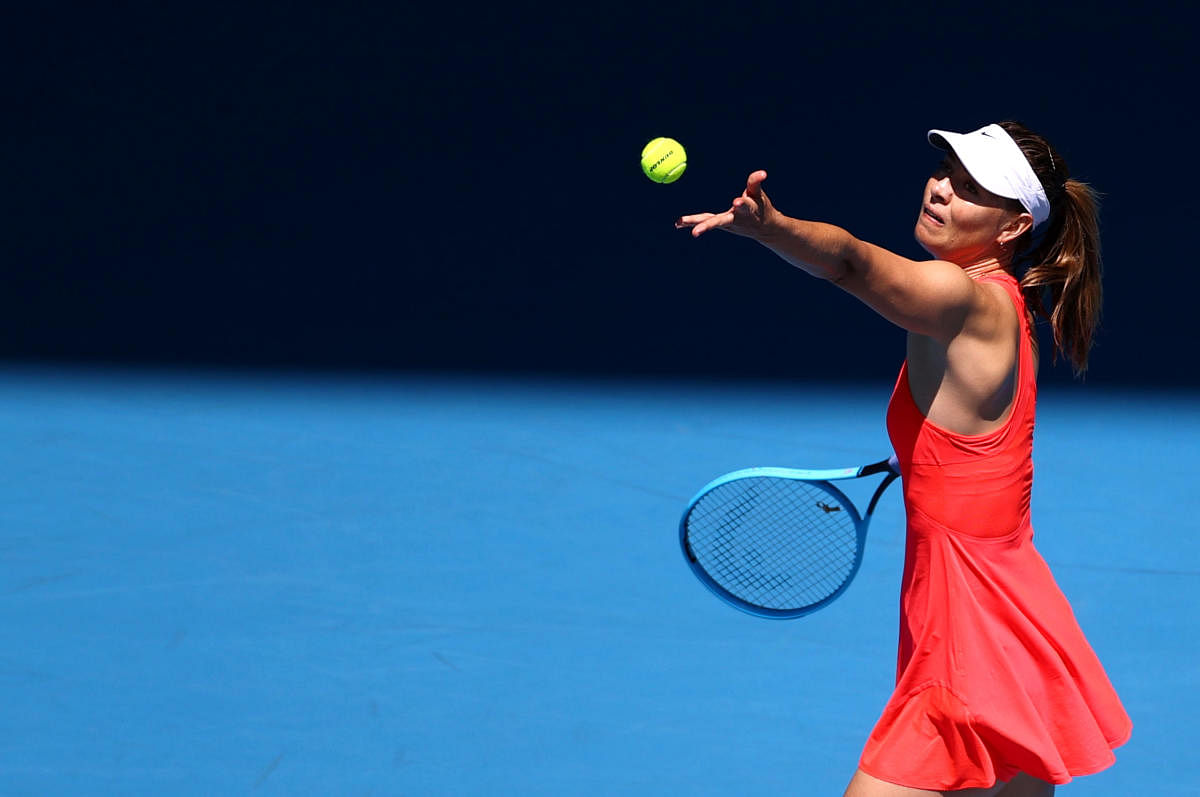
960, 253, 1012, 280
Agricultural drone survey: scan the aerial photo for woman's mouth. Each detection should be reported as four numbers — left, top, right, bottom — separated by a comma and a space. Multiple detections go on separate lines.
922, 207, 944, 225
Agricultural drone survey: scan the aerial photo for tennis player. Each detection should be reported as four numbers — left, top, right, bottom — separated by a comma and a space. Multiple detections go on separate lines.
677, 122, 1131, 796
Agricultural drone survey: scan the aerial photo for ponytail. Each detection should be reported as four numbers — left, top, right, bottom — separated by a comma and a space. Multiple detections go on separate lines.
999, 121, 1103, 376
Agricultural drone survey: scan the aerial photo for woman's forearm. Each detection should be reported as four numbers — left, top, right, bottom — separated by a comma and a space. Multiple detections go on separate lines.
754, 216, 858, 284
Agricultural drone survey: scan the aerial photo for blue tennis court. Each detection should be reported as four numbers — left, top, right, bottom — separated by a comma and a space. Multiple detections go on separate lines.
2, 365, 1195, 794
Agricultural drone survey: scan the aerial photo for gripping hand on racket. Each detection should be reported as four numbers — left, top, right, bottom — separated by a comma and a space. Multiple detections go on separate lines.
676, 170, 776, 239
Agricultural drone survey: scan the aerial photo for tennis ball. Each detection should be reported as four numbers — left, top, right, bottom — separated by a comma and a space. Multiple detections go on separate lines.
641, 137, 687, 184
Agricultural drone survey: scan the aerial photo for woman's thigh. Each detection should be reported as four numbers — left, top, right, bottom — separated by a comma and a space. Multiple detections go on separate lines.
842, 769, 1052, 797
996, 773, 1054, 797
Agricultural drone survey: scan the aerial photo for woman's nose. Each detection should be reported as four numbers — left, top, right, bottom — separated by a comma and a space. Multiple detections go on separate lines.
929, 176, 952, 203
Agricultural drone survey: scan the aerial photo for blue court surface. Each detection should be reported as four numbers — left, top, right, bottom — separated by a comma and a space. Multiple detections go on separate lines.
2, 365, 1197, 795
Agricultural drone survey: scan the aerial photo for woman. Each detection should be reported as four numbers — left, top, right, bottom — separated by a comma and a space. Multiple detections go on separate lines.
677, 122, 1132, 796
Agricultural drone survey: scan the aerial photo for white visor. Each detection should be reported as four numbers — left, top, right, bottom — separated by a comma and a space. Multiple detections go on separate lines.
927, 124, 1050, 228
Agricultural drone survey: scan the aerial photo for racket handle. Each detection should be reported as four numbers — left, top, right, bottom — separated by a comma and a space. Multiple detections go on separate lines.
859, 456, 900, 478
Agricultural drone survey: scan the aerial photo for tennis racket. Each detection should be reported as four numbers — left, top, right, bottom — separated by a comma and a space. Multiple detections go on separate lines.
679, 455, 899, 619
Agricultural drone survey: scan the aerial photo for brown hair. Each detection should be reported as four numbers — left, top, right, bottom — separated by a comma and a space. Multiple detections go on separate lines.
998, 120, 1103, 376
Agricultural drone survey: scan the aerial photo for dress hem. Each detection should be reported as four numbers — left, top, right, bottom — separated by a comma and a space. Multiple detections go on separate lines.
858, 725, 1132, 793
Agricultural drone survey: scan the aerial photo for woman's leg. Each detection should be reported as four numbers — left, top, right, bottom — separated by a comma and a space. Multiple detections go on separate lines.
994, 773, 1054, 797
843, 769, 1011, 797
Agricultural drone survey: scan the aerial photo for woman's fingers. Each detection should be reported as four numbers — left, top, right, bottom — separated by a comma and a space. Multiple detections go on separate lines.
677, 202, 759, 237
686, 211, 735, 237
677, 172, 770, 238
745, 170, 768, 196
676, 211, 734, 237
675, 213, 716, 229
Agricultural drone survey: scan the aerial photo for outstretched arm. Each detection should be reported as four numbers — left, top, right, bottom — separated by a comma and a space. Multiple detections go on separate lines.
677, 171, 979, 342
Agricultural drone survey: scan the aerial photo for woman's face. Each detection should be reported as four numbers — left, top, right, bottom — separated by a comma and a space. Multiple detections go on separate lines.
914, 153, 1026, 264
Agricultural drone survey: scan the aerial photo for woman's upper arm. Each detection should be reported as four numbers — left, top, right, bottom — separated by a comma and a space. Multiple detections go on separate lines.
838, 238, 981, 341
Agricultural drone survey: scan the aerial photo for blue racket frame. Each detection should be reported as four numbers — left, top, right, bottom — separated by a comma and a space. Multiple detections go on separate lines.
679, 457, 899, 619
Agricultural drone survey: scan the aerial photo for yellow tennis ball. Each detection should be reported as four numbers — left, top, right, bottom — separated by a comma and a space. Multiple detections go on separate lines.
641, 137, 687, 184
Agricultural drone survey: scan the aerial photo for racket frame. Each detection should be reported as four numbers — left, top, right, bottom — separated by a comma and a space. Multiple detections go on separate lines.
679, 457, 899, 619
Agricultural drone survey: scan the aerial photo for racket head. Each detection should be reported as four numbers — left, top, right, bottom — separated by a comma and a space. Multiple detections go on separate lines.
679, 468, 871, 619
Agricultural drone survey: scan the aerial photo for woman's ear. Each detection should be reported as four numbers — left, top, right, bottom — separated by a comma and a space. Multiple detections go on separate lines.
998, 212, 1034, 246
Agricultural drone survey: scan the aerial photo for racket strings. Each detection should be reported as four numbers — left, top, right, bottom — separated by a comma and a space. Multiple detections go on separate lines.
686, 477, 860, 610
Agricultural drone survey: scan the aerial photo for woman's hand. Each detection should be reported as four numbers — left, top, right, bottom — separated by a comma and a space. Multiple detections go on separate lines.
675, 170, 775, 239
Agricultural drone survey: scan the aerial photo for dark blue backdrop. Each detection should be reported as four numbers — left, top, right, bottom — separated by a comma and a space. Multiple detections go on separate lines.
7, 3, 1196, 385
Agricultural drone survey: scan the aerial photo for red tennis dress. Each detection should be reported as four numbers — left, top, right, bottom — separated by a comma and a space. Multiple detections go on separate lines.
859, 272, 1131, 790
